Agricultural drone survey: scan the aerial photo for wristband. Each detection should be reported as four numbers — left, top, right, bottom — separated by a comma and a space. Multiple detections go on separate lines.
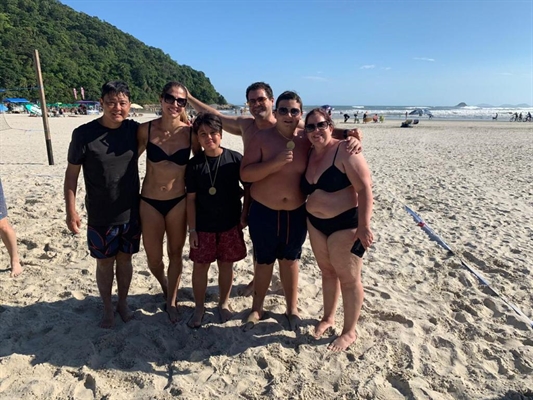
188, 228, 196, 233
343, 129, 349, 139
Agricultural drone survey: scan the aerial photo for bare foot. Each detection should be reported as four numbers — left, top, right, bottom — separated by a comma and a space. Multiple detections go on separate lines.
99, 308, 115, 329
187, 307, 204, 329
9, 260, 22, 278
237, 280, 254, 297
314, 320, 334, 338
218, 304, 233, 323
165, 304, 179, 324
328, 331, 357, 352
243, 310, 262, 332
285, 313, 301, 331
116, 302, 134, 323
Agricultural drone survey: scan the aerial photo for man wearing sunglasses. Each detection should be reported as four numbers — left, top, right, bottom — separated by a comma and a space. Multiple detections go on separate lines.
187, 82, 363, 150
187, 83, 364, 297
240, 91, 361, 332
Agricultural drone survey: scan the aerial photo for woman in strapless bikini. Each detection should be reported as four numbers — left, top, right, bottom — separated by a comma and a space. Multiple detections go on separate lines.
137, 82, 200, 323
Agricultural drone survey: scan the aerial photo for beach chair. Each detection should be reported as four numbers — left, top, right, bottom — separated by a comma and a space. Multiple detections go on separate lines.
401, 119, 413, 128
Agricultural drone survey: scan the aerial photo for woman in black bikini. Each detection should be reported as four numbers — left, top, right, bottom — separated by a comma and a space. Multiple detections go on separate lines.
301, 108, 373, 351
137, 82, 200, 322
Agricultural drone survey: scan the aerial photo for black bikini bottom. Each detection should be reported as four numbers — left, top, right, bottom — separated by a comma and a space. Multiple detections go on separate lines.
307, 207, 358, 237
141, 194, 186, 217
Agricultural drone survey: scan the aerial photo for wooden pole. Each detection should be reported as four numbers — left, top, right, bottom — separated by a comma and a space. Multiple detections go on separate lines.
33, 49, 54, 165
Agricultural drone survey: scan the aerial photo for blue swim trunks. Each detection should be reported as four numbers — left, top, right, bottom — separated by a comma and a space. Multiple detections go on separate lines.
248, 200, 307, 265
87, 219, 141, 259
0, 178, 7, 221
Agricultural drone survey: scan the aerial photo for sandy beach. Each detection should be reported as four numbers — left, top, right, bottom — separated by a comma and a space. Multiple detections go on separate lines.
0, 113, 531, 399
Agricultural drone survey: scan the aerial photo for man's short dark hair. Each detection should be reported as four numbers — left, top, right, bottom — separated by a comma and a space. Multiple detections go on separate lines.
101, 81, 131, 100
246, 82, 274, 102
275, 91, 303, 112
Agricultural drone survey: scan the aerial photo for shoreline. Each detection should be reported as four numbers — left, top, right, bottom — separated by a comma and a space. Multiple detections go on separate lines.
0, 114, 532, 399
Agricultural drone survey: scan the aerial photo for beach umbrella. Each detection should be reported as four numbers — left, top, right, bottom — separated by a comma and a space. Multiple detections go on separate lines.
320, 105, 334, 115
410, 108, 433, 117
3, 98, 30, 103
130, 103, 143, 109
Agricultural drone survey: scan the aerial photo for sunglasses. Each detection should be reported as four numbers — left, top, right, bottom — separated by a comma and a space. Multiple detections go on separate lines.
276, 107, 301, 117
304, 121, 330, 133
248, 96, 268, 106
163, 93, 187, 107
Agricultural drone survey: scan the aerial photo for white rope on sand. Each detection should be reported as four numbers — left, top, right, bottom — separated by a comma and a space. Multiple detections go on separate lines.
404, 204, 533, 329
0, 114, 43, 133
0, 112, 13, 131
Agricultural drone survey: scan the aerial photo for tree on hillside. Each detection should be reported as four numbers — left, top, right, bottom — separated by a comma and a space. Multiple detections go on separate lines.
0, 0, 226, 104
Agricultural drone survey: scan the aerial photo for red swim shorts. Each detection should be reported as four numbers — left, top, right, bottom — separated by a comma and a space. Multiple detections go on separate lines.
189, 225, 247, 264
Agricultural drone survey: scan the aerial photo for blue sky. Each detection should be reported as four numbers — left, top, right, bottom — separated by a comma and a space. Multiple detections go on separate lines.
59, 0, 532, 106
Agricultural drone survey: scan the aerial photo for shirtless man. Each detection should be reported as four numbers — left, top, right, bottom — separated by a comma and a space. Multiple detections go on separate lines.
188, 82, 362, 154
187, 82, 363, 296
240, 91, 315, 331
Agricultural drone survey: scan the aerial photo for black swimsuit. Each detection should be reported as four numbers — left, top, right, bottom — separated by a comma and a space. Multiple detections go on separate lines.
301, 144, 351, 196
301, 143, 359, 238
146, 121, 191, 166
141, 122, 191, 217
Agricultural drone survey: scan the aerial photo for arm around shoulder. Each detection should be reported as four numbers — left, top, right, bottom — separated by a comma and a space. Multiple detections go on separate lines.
188, 92, 244, 136
240, 133, 289, 182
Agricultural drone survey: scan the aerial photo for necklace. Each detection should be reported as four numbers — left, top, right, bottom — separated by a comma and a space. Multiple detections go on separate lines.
205, 152, 222, 195
276, 129, 296, 150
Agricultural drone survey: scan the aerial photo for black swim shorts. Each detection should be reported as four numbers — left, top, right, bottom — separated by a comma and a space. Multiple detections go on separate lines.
248, 200, 307, 265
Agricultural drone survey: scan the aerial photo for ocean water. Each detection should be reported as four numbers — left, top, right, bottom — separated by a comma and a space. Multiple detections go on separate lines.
303, 105, 533, 121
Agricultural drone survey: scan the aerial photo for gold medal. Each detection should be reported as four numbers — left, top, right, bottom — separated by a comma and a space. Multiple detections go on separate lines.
277, 128, 296, 150
205, 152, 222, 197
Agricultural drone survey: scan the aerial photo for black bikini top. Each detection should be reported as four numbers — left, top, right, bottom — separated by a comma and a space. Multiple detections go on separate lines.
146, 121, 191, 165
301, 143, 352, 195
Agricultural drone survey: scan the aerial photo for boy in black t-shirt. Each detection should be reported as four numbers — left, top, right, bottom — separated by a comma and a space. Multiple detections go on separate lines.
185, 113, 248, 328
64, 81, 141, 329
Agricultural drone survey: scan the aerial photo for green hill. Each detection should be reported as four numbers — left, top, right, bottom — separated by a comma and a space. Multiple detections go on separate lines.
0, 0, 226, 105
